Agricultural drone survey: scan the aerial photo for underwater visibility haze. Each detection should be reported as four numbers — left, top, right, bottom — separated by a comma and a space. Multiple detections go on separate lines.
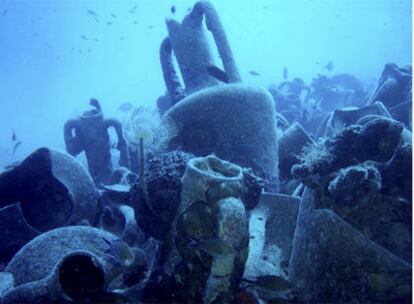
0, 0, 412, 303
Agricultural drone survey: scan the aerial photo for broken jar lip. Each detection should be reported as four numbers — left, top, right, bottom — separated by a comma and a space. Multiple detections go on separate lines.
189, 154, 243, 181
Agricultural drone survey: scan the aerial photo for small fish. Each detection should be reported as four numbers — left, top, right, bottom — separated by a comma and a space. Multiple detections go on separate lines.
2, 9, 8, 16
249, 70, 260, 76
78, 49, 82, 54
262, 5, 269, 10
171, 5, 176, 14
120, 36, 124, 41
283, 67, 288, 79
111, 13, 117, 18
12, 129, 16, 141
186, 235, 235, 258
206, 65, 229, 83
87, 48, 92, 53
133, 20, 139, 25
12, 141, 22, 155
80, 34, 88, 40
324, 61, 334, 72
241, 275, 292, 293
87, 9, 97, 16
129, 5, 137, 14
102, 237, 135, 267
106, 21, 113, 25
94, 38, 100, 42
147, 25, 154, 29
118, 102, 134, 112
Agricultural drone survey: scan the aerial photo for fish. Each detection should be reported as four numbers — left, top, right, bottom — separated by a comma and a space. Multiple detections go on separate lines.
2, 9, 8, 16
147, 25, 154, 29
249, 70, 260, 76
133, 20, 139, 25
102, 237, 135, 267
206, 65, 229, 83
12, 129, 16, 141
106, 21, 113, 25
186, 235, 235, 258
87, 9, 97, 16
324, 61, 334, 72
283, 67, 288, 79
12, 141, 22, 155
171, 5, 176, 14
80, 35, 88, 40
111, 13, 117, 18
94, 38, 100, 42
118, 102, 134, 112
129, 5, 137, 14
241, 275, 292, 293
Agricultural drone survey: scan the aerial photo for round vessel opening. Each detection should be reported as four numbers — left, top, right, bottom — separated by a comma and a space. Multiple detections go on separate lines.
59, 253, 105, 300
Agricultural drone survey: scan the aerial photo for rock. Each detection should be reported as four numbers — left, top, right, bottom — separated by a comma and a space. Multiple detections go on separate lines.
328, 162, 382, 206
133, 150, 194, 240
292, 118, 404, 181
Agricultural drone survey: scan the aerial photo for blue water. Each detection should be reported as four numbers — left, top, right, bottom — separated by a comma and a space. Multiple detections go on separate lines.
0, 0, 411, 166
